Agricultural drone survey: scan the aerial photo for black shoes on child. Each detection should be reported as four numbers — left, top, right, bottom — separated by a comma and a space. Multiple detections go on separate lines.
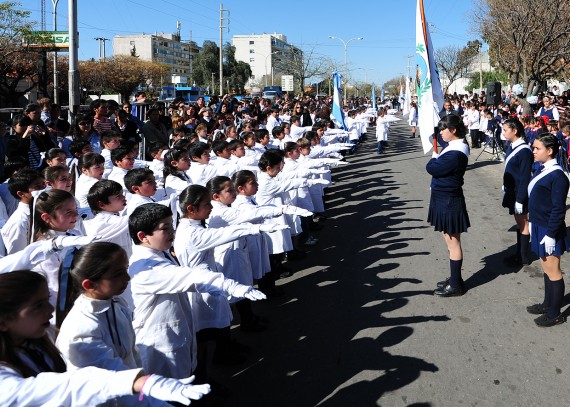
434, 277, 465, 297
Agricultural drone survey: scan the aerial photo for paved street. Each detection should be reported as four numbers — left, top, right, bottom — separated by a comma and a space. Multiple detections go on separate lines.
213, 116, 570, 407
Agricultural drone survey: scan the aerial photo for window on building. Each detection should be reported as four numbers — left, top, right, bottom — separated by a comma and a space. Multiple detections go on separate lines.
249, 40, 254, 45
250, 58, 255, 62
249, 49, 255, 53
251, 75, 255, 79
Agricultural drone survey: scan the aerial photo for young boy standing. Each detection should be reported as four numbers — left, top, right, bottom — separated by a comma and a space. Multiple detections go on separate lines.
127, 204, 265, 379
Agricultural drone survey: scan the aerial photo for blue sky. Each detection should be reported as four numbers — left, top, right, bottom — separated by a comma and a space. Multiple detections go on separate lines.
23, 0, 479, 86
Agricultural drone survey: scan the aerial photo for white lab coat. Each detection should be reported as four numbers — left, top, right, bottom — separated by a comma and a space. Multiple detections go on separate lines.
0, 363, 142, 407
33, 229, 83, 321
1, 201, 30, 255
174, 218, 261, 330
75, 174, 99, 209
256, 172, 309, 253
233, 195, 272, 279
57, 295, 168, 407
164, 173, 191, 197
128, 245, 244, 378
187, 162, 233, 187
207, 200, 278, 287
108, 167, 129, 194
84, 212, 132, 258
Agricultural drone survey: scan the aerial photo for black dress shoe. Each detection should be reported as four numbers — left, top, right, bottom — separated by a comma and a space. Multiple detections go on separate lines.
436, 278, 465, 290
534, 313, 566, 327
526, 303, 550, 315
434, 283, 464, 297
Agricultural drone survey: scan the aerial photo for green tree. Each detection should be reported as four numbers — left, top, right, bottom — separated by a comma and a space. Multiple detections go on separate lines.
223, 43, 251, 94
474, 0, 570, 94
435, 40, 481, 94
0, 2, 49, 107
465, 70, 509, 92
192, 40, 221, 93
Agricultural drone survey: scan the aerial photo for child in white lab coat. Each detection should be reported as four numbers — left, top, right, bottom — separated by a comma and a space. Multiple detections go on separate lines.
127, 203, 265, 380
0, 270, 210, 406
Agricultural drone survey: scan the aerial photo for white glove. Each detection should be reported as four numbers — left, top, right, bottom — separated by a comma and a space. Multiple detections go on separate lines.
332, 160, 349, 166
514, 202, 523, 215
309, 169, 328, 175
54, 235, 99, 250
231, 285, 267, 301
431, 152, 439, 159
244, 287, 267, 301
259, 223, 289, 233
142, 375, 211, 405
282, 205, 313, 217
308, 179, 330, 187
540, 235, 556, 255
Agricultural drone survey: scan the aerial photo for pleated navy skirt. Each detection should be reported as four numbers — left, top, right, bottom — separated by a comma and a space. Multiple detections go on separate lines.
530, 223, 569, 257
427, 190, 470, 234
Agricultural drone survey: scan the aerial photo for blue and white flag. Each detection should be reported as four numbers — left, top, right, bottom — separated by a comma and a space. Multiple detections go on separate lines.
403, 76, 411, 116
416, 0, 444, 154
371, 84, 377, 110
331, 72, 347, 130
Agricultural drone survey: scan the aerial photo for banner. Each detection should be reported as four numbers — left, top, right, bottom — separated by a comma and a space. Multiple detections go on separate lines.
415, 0, 444, 153
331, 72, 347, 130
403, 77, 411, 116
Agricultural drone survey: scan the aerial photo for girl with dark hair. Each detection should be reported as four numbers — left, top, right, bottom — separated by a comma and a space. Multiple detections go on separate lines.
0, 270, 210, 406
426, 114, 470, 297
501, 118, 533, 266
163, 148, 192, 196
72, 113, 101, 154
526, 133, 569, 327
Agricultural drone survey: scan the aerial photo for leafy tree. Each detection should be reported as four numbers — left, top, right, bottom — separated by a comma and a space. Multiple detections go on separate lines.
223, 43, 251, 94
0, 2, 50, 107
464, 70, 509, 92
474, 0, 570, 95
435, 40, 481, 94
192, 40, 221, 93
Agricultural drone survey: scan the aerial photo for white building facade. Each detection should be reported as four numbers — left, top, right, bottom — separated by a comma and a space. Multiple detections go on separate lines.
113, 33, 200, 80
232, 33, 302, 90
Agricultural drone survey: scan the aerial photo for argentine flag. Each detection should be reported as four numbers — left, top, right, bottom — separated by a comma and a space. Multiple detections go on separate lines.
331, 72, 347, 130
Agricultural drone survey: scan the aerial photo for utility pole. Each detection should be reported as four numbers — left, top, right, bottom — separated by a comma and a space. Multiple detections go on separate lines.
94, 37, 110, 60
219, 4, 230, 96
189, 29, 193, 85
51, 0, 60, 104
68, 0, 79, 116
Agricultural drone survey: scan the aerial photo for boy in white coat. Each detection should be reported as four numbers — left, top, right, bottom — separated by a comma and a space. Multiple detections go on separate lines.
127, 203, 265, 379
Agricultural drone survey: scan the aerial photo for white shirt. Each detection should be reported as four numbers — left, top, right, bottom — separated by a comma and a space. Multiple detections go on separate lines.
128, 245, 243, 378
84, 211, 132, 258
1, 201, 30, 254
75, 174, 100, 209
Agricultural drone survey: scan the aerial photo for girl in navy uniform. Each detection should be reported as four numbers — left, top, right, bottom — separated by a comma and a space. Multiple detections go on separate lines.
426, 115, 470, 297
526, 133, 569, 327
501, 118, 533, 266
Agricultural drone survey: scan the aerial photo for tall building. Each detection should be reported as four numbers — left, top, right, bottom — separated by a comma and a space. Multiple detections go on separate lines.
232, 33, 302, 89
113, 33, 200, 82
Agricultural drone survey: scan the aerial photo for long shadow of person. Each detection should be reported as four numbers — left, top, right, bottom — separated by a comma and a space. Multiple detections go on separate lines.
315, 326, 438, 406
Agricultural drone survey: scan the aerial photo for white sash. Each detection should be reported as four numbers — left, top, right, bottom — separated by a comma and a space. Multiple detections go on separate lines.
527, 164, 563, 196
504, 143, 531, 168
437, 140, 469, 158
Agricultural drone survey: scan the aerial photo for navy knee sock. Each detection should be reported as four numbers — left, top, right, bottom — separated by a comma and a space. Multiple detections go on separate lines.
449, 259, 463, 288
547, 278, 565, 319
520, 234, 530, 263
543, 274, 552, 308
515, 229, 521, 257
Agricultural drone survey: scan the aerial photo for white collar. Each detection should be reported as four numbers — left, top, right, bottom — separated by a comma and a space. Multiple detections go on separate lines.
543, 158, 557, 168
511, 138, 525, 148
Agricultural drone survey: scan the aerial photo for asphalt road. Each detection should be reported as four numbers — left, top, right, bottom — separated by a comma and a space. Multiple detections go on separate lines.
210, 116, 570, 407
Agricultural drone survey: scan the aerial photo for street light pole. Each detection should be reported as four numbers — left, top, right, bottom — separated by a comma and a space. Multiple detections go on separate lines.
329, 36, 363, 105
264, 51, 278, 87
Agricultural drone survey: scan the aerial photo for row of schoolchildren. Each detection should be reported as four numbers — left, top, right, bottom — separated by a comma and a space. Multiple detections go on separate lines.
0, 120, 355, 405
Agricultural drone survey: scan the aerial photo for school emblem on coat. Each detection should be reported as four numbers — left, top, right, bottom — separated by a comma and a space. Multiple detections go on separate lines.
415, 43, 430, 108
